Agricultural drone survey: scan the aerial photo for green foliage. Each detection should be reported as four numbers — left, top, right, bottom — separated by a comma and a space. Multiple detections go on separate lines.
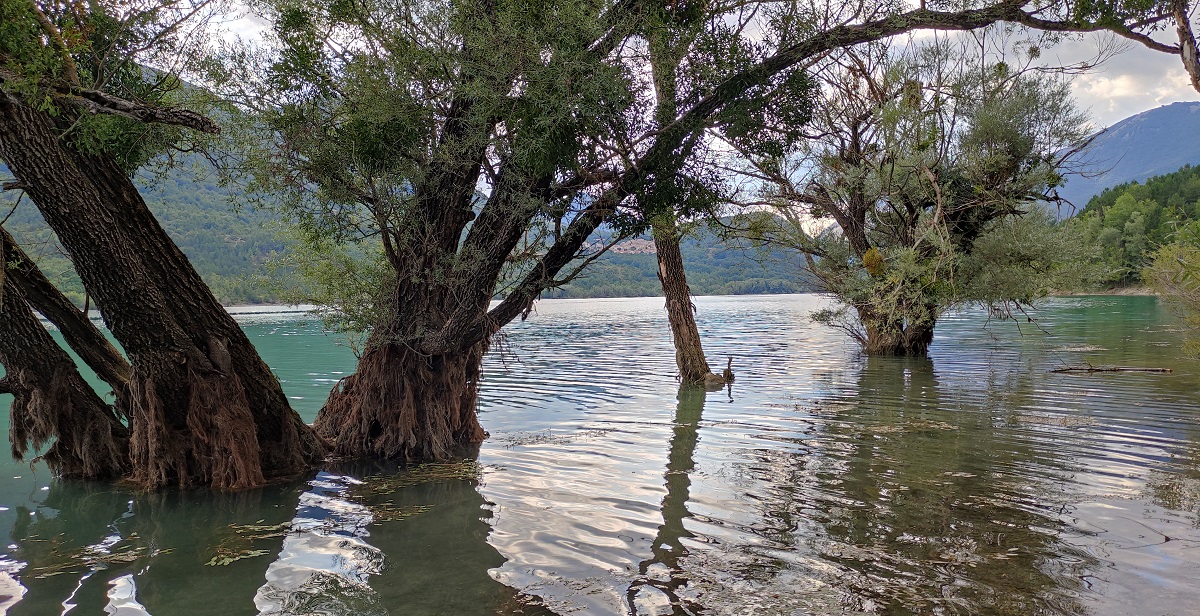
749, 38, 1092, 351
0, 0, 217, 173
1145, 242, 1200, 354
1070, 164, 1200, 285
1, 161, 293, 305
260, 232, 394, 341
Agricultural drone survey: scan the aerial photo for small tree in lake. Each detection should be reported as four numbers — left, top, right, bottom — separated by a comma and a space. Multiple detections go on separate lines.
737, 36, 1093, 355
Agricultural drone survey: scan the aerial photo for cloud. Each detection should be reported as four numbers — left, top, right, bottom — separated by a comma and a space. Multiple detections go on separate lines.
1048, 33, 1200, 127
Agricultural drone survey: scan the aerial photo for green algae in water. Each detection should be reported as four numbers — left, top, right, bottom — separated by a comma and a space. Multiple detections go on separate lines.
25, 536, 172, 579
351, 460, 484, 496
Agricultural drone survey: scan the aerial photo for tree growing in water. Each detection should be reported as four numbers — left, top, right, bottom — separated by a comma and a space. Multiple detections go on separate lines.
737, 36, 1092, 355
0, 0, 325, 487
220, 0, 1193, 461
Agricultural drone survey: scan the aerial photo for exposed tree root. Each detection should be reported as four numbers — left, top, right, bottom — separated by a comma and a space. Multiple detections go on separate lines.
8, 367, 130, 479
1, 277, 128, 479
127, 338, 272, 490
314, 342, 488, 462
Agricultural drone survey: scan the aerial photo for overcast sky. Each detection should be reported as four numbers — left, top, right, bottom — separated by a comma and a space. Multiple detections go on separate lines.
1049, 33, 1200, 128
215, 15, 1198, 130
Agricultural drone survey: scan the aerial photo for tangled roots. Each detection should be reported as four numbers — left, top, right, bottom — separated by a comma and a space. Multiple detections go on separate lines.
314, 342, 488, 462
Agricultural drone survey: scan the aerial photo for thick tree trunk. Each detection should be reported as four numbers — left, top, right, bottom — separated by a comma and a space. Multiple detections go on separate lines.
0, 276, 129, 479
1, 227, 130, 394
314, 333, 487, 461
857, 305, 938, 357
652, 220, 721, 385
0, 95, 324, 489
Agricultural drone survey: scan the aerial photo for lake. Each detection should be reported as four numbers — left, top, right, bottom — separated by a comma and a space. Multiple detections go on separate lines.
0, 294, 1198, 615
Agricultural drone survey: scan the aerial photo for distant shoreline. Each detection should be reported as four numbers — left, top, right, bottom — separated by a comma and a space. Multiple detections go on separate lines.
1061, 286, 1156, 297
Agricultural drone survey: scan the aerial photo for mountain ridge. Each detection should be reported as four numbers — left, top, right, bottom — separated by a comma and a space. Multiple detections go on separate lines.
1058, 101, 1200, 212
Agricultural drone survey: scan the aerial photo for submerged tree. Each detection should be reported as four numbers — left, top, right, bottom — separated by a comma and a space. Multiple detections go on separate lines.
0, 0, 325, 488
218, 0, 1199, 462
0, 233, 130, 479
736, 36, 1092, 355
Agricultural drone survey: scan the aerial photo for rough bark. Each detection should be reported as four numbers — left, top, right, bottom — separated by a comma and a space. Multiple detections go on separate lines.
0, 275, 129, 478
315, 334, 487, 461
857, 305, 937, 357
1173, 0, 1200, 93
0, 95, 324, 489
0, 226, 130, 393
653, 220, 719, 384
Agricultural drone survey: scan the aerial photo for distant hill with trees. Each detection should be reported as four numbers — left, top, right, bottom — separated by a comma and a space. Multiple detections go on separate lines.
1058, 102, 1200, 213
2, 164, 808, 305
546, 229, 810, 298
2, 162, 288, 305
1073, 163, 1200, 285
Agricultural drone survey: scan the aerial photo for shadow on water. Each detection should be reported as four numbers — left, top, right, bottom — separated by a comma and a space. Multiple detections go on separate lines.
5, 457, 556, 615
626, 385, 709, 616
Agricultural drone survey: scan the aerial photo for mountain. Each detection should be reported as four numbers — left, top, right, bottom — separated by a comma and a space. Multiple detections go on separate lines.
1, 162, 291, 305
1057, 101, 1200, 214
2, 164, 809, 304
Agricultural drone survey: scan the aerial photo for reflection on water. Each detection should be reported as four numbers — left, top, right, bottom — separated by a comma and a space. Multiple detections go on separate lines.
1, 294, 1199, 614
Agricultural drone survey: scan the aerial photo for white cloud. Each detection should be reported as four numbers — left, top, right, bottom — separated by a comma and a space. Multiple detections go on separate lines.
1049, 33, 1200, 127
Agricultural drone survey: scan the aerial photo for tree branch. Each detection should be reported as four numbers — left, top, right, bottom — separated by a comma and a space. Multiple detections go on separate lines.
0, 67, 220, 134
1013, 9, 1181, 54
1172, 0, 1200, 92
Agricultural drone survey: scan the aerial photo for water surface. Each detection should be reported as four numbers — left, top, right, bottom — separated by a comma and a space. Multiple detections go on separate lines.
1, 294, 1198, 615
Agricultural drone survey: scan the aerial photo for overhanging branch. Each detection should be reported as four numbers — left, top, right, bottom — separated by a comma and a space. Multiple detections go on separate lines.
0, 68, 220, 134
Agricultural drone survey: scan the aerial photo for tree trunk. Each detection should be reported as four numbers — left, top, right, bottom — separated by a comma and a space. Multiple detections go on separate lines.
314, 332, 488, 462
0, 275, 129, 479
653, 220, 720, 384
1, 227, 130, 394
857, 305, 938, 357
0, 95, 324, 489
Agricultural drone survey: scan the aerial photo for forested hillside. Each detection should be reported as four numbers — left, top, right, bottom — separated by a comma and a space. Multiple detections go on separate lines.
1074, 164, 1200, 284
2, 162, 289, 304
545, 230, 809, 298
3, 164, 808, 304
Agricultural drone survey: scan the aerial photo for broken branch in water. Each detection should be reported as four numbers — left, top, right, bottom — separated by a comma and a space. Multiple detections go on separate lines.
1051, 365, 1173, 374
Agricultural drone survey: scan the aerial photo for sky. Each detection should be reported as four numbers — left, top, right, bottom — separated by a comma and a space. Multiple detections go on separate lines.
215, 12, 1199, 131
1051, 33, 1200, 128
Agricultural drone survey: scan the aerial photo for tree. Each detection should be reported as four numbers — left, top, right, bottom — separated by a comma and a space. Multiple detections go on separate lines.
1145, 234, 1200, 354
222, 0, 1183, 461
0, 230, 130, 479
0, 0, 325, 488
735, 36, 1091, 355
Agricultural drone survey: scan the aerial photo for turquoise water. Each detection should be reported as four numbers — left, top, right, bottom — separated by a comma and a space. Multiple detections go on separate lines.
1, 294, 1198, 614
